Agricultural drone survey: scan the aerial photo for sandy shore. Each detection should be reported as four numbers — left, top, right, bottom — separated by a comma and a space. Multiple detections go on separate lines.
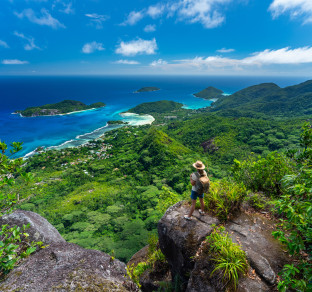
120, 112, 155, 125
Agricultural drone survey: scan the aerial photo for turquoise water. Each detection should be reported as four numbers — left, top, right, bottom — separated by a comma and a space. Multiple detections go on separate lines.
0, 75, 308, 157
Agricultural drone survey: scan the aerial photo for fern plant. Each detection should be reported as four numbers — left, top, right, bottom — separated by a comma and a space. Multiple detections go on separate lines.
206, 226, 248, 290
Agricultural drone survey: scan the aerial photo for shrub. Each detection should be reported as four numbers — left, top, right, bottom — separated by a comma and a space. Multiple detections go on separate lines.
204, 180, 246, 221
272, 123, 312, 292
232, 152, 295, 197
205, 226, 248, 290
0, 141, 38, 276
126, 234, 167, 289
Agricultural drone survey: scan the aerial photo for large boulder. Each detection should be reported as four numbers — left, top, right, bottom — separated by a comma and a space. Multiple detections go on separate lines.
225, 212, 290, 286
0, 210, 65, 245
158, 201, 219, 289
158, 201, 290, 292
0, 242, 137, 291
0, 210, 137, 291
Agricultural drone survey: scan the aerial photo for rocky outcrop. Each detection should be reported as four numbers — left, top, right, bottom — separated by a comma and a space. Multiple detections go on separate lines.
226, 212, 288, 286
158, 201, 290, 292
0, 242, 136, 291
201, 138, 219, 153
0, 210, 65, 245
158, 201, 219, 289
0, 210, 137, 292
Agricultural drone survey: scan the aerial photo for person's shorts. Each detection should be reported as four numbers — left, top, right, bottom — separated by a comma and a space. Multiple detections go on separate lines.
191, 190, 204, 200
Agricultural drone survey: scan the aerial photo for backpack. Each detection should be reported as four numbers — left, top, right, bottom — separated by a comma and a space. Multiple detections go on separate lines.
195, 172, 210, 195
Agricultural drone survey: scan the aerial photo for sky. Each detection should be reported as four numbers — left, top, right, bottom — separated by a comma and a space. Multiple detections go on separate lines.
1, 0, 312, 76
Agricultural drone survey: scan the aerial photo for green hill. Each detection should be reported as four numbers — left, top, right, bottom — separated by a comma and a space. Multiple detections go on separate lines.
16, 100, 105, 117
211, 80, 312, 116
128, 100, 183, 114
194, 86, 224, 99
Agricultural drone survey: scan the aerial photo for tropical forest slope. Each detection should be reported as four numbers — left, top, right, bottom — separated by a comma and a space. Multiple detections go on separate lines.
212, 80, 312, 116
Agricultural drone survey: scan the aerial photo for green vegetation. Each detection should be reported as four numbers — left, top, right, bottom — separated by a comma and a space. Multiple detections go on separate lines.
233, 123, 312, 291
128, 100, 183, 114
107, 120, 129, 125
202, 180, 246, 221
205, 225, 248, 290
0, 142, 38, 277
135, 87, 160, 93
212, 80, 312, 117
126, 235, 167, 288
14, 127, 192, 262
15, 100, 105, 117
194, 86, 224, 99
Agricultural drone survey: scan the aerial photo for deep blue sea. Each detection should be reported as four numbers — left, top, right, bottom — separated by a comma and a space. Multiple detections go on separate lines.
0, 75, 309, 157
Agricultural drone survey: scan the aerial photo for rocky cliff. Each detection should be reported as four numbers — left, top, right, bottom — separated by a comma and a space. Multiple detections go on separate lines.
0, 210, 137, 292
156, 201, 290, 292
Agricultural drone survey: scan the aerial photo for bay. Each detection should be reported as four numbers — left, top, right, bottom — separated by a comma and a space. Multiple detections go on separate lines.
0, 75, 307, 157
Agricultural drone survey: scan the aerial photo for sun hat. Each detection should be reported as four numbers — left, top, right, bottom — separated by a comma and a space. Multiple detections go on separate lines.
192, 160, 205, 170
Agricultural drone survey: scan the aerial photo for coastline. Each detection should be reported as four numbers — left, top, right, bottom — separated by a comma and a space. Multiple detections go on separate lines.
23, 112, 155, 158
13, 107, 98, 118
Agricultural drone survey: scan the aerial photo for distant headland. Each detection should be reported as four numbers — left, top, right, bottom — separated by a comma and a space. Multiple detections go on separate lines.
14, 100, 106, 117
135, 87, 160, 93
194, 86, 224, 100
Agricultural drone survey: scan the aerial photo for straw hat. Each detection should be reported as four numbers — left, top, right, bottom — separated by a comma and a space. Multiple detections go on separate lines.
192, 160, 205, 170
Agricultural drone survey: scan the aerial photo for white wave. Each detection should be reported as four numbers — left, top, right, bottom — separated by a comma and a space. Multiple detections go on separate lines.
76, 124, 109, 139
23, 149, 38, 159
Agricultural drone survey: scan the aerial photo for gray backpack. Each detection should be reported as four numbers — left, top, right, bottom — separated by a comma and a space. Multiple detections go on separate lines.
195, 172, 210, 195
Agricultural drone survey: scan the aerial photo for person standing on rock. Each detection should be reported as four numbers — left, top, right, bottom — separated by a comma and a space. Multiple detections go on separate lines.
184, 160, 210, 220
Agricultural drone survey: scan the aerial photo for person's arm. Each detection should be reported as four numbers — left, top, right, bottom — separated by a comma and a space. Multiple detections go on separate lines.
190, 173, 196, 186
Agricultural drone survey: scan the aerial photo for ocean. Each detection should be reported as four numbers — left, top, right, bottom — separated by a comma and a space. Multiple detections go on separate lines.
0, 75, 308, 157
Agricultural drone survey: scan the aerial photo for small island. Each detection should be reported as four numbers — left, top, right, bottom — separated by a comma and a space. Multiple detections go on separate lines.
15, 100, 106, 117
194, 86, 224, 100
135, 87, 160, 93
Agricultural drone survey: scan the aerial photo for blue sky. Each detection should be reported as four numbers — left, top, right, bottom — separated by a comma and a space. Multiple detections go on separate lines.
1, 0, 312, 76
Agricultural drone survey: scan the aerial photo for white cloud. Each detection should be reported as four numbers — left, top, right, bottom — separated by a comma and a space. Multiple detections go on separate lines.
217, 48, 235, 53
60, 2, 74, 14
0, 40, 9, 48
116, 38, 158, 56
243, 47, 312, 65
85, 13, 109, 29
82, 42, 105, 54
15, 8, 65, 29
121, 0, 233, 29
121, 11, 144, 26
144, 24, 156, 32
173, 0, 231, 28
150, 59, 168, 66
2, 59, 29, 65
159, 46, 312, 71
269, 0, 312, 23
14, 31, 40, 51
147, 4, 165, 18
114, 59, 140, 65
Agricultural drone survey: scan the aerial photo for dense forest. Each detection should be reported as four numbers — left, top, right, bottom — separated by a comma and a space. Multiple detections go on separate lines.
1, 81, 311, 291
15, 100, 105, 117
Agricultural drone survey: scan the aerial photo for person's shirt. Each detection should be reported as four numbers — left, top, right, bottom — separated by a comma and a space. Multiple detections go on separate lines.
191, 170, 207, 192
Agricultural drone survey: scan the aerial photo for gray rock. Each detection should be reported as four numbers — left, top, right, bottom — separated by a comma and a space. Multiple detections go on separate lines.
158, 201, 219, 289
0, 210, 65, 245
226, 212, 289, 286
237, 268, 270, 292
246, 249, 276, 285
0, 242, 137, 291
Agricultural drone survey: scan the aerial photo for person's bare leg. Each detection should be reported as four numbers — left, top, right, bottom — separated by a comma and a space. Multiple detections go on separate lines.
188, 199, 196, 217
199, 198, 205, 212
